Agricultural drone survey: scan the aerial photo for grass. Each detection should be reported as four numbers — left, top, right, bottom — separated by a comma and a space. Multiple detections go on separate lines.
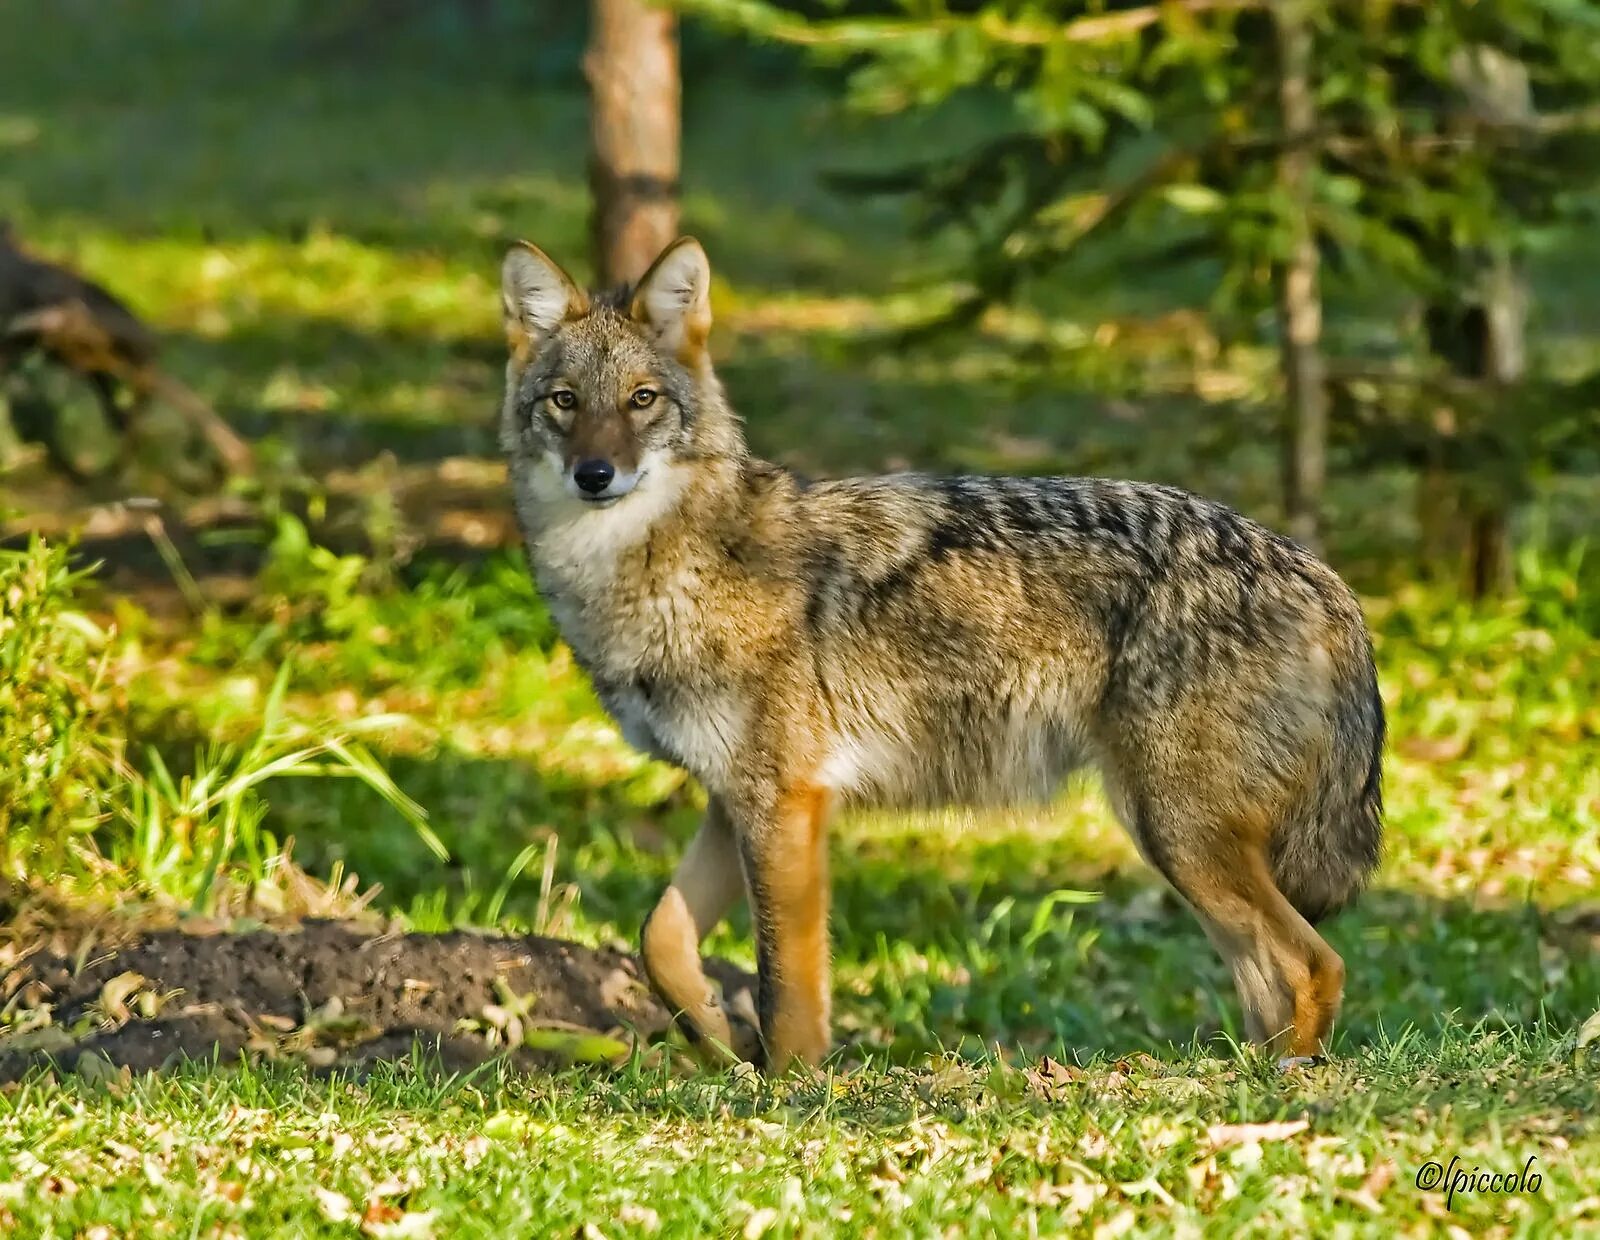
2, 2, 1599, 1235
4, 1032, 1597, 1238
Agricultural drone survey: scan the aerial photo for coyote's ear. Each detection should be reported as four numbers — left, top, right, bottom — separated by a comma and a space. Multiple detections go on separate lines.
502, 242, 586, 361
630, 237, 711, 362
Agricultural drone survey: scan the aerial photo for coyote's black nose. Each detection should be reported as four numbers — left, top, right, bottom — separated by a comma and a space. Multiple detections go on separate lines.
573, 459, 615, 494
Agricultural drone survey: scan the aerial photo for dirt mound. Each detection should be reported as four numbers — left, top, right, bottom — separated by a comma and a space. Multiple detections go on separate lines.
0, 919, 754, 1081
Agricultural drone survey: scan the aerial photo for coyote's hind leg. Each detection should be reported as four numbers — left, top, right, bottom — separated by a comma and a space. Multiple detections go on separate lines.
1166, 838, 1346, 1058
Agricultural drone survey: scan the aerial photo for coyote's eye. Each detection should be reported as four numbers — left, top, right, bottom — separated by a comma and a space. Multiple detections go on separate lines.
549, 390, 577, 411
629, 387, 657, 410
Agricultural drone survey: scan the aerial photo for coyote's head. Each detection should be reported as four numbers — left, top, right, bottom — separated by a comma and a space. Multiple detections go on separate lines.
499, 237, 728, 516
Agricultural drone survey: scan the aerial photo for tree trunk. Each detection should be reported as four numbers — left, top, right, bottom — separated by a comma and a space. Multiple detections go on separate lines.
1459, 48, 1530, 597
586, 0, 681, 287
1418, 46, 1532, 597
1271, 0, 1329, 552
1466, 253, 1526, 596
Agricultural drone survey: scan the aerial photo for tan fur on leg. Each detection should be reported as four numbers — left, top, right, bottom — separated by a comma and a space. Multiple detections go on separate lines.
1197, 917, 1293, 1045
1175, 847, 1346, 1057
742, 783, 833, 1071
640, 800, 751, 1062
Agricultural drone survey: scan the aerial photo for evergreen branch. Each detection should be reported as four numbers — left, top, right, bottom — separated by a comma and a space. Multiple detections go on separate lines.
679, 0, 1267, 54
887, 133, 1222, 345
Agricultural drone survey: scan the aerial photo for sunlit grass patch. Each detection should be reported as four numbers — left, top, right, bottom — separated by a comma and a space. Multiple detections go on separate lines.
2, 1030, 1596, 1237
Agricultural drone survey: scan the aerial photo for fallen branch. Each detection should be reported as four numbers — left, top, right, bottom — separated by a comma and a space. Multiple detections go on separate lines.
1, 231, 253, 476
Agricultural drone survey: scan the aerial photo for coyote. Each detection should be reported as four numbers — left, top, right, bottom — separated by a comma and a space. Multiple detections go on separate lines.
498, 237, 1384, 1071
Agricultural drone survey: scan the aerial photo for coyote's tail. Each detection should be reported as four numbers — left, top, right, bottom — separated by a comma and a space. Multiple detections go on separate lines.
1269, 647, 1385, 925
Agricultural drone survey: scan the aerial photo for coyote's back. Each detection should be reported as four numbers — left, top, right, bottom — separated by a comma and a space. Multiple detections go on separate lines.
789, 472, 1384, 926
496, 235, 1384, 1071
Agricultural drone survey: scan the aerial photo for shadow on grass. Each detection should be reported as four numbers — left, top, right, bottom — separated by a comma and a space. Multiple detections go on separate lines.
7, 698, 1592, 1128
236, 743, 1600, 1068
15, 304, 1249, 499
155, 318, 1155, 479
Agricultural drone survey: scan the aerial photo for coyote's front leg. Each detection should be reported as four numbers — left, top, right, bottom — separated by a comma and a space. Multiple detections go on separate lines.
640, 799, 756, 1063
734, 781, 834, 1071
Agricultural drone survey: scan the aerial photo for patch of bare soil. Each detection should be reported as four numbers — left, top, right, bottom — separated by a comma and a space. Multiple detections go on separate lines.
0, 920, 754, 1081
